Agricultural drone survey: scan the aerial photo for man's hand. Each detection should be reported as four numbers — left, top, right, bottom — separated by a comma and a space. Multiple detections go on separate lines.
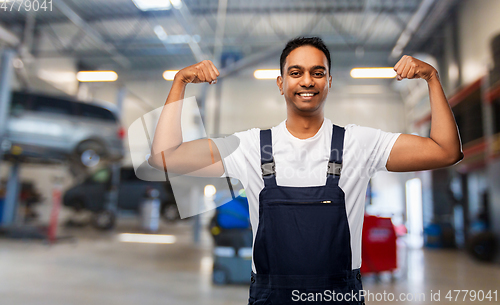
394, 55, 437, 82
175, 60, 220, 85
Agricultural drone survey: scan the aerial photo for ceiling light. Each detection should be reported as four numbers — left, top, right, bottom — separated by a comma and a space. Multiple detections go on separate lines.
170, 0, 182, 9
132, 0, 171, 11
163, 70, 179, 81
118, 233, 176, 244
76, 71, 118, 82
254, 69, 280, 79
350, 68, 397, 79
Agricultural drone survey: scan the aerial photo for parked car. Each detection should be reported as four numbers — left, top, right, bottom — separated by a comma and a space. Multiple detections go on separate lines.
5, 91, 125, 168
63, 167, 180, 229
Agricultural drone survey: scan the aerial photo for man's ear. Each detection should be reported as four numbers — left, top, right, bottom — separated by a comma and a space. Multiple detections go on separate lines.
329, 74, 332, 88
277, 75, 284, 95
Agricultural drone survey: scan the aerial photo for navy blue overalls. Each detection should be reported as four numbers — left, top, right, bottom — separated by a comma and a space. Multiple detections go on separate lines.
248, 125, 365, 305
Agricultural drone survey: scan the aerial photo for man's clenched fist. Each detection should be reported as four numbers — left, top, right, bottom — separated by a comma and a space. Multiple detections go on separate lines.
175, 60, 220, 85
394, 55, 438, 82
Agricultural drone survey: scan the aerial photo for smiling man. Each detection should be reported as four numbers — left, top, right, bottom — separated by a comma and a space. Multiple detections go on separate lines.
149, 37, 463, 304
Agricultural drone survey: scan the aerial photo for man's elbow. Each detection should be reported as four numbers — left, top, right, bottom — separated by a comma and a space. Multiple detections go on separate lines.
148, 155, 165, 171
446, 150, 464, 166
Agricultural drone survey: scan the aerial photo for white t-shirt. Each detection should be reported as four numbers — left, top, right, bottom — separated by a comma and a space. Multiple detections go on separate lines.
212, 118, 401, 273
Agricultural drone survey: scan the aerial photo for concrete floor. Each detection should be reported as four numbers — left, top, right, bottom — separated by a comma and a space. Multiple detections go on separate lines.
1, 217, 499, 305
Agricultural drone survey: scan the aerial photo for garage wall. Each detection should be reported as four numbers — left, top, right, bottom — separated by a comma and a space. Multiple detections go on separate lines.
458, 0, 500, 85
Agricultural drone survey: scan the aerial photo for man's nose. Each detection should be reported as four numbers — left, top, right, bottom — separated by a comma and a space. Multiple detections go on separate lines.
300, 73, 314, 87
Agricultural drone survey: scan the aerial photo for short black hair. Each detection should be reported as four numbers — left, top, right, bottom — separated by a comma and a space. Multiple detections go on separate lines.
280, 37, 331, 76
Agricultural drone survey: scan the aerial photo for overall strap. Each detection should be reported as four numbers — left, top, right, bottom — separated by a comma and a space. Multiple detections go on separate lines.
326, 125, 345, 186
260, 129, 277, 187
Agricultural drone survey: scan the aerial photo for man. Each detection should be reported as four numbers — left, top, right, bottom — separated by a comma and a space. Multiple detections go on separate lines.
149, 37, 463, 304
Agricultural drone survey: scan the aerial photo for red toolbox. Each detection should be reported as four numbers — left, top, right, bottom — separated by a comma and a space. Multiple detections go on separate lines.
360, 215, 397, 274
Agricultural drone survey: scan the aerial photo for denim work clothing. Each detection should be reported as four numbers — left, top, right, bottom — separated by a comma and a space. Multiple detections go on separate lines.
248, 125, 365, 305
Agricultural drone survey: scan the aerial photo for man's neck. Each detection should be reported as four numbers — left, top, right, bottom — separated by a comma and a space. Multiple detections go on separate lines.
285, 115, 324, 140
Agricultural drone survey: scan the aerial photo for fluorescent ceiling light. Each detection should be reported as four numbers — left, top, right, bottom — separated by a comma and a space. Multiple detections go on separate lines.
163, 70, 179, 81
132, 0, 172, 11
118, 233, 177, 244
350, 67, 397, 79
170, 0, 182, 9
254, 69, 280, 80
76, 71, 118, 82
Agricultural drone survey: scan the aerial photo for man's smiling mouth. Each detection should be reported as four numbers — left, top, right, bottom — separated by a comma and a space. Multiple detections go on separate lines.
297, 92, 318, 97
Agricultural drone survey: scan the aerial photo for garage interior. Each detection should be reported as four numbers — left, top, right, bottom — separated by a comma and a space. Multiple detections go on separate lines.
1, 0, 500, 304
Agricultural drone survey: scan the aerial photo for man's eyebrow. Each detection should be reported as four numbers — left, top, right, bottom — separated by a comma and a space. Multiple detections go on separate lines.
287, 65, 303, 72
311, 65, 326, 71
287, 65, 326, 72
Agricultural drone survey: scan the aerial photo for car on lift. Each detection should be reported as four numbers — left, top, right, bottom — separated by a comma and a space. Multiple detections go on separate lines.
4, 91, 125, 168
63, 167, 180, 229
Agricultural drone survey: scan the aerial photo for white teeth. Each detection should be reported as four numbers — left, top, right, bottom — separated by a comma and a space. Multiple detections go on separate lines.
299, 93, 315, 97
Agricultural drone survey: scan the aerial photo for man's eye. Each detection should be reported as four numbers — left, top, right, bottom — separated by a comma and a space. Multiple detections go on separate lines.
314, 72, 324, 77
290, 71, 299, 76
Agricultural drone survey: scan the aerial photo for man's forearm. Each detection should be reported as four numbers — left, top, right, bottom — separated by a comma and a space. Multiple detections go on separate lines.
150, 78, 187, 167
427, 73, 464, 162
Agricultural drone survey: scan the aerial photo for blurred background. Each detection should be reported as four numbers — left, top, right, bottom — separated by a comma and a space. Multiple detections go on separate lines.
0, 0, 500, 304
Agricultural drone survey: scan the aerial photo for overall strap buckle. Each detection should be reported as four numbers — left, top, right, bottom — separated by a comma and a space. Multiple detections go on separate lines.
327, 162, 342, 176
326, 125, 345, 184
261, 162, 276, 176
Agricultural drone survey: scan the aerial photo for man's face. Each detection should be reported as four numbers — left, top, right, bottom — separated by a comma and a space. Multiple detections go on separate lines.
277, 45, 332, 115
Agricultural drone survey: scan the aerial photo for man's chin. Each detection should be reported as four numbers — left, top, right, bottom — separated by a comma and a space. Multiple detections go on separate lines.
294, 104, 322, 113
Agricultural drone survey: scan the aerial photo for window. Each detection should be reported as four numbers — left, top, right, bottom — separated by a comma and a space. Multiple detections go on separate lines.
32, 96, 73, 115
10, 92, 33, 115
78, 103, 117, 122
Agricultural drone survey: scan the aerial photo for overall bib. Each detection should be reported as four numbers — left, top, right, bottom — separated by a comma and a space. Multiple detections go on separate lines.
248, 125, 365, 305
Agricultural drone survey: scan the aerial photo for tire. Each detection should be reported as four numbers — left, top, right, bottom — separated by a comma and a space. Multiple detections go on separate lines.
161, 203, 180, 222
92, 210, 116, 230
212, 265, 229, 285
74, 141, 106, 168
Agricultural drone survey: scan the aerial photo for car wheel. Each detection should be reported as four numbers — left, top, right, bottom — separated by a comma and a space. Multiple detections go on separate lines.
92, 210, 116, 230
212, 265, 229, 285
75, 141, 106, 168
162, 203, 180, 222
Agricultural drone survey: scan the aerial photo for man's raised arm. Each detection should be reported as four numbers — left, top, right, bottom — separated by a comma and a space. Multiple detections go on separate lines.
148, 60, 225, 177
387, 55, 464, 172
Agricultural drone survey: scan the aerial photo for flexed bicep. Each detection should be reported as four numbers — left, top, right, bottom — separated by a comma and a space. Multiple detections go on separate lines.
386, 134, 462, 172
